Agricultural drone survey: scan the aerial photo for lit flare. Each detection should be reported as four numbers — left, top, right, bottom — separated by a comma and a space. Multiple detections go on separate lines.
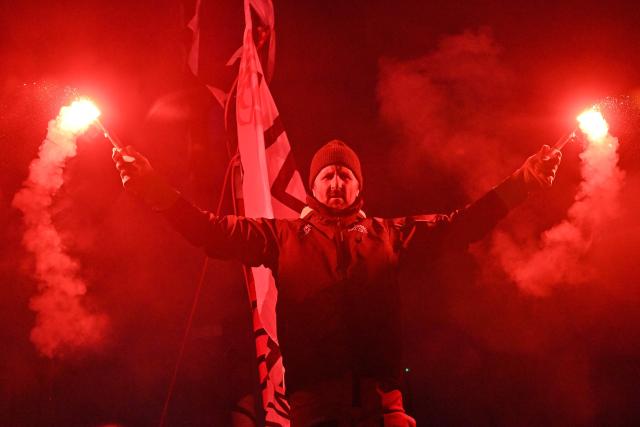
577, 109, 609, 144
58, 98, 101, 134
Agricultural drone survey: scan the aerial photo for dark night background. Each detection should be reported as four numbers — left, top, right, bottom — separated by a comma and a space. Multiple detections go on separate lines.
2, 1, 640, 426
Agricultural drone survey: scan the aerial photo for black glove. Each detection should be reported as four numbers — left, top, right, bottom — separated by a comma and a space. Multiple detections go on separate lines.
112, 146, 179, 210
516, 144, 562, 191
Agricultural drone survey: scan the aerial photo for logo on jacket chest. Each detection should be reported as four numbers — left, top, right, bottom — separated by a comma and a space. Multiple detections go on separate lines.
299, 223, 368, 239
300, 223, 313, 237
348, 224, 368, 235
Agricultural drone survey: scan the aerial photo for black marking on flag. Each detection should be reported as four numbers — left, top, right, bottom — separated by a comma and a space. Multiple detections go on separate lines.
271, 151, 306, 213
264, 116, 284, 149
266, 401, 291, 419
265, 337, 281, 371
273, 391, 291, 411
260, 378, 291, 417
254, 328, 268, 337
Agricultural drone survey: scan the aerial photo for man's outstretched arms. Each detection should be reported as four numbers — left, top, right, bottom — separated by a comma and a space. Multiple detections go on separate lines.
112, 146, 279, 269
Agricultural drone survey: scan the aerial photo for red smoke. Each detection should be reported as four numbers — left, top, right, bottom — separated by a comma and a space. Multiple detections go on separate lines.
377, 28, 520, 198
493, 133, 624, 295
12, 105, 108, 358
377, 28, 627, 295
376, 27, 640, 424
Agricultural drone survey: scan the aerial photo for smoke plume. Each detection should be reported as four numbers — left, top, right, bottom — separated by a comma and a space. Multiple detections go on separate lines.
377, 28, 519, 198
493, 134, 624, 295
12, 106, 108, 358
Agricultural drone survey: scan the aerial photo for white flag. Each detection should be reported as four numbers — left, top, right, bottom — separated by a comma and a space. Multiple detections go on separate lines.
236, 0, 306, 424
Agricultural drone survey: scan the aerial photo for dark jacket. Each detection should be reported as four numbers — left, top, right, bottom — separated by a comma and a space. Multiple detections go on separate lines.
162, 175, 527, 393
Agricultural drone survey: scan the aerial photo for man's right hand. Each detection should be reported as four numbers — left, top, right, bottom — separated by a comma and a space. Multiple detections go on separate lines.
112, 146, 179, 210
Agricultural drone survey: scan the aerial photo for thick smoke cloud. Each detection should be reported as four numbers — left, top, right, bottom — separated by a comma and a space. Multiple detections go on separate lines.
493, 134, 624, 295
12, 108, 108, 358
377, 28, 628, 296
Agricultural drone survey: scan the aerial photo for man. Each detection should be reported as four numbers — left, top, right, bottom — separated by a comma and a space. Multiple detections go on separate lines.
113, 139, 561, 426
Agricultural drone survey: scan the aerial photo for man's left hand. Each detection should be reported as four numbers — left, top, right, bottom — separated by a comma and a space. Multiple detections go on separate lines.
518, 145, 562, 191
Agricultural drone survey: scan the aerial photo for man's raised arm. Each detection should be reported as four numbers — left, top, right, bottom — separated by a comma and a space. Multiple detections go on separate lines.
112, 146, 279, 269
397, 145, 562, 250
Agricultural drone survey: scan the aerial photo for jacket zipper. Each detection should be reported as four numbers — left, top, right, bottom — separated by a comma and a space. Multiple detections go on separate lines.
336, 219, 347, 278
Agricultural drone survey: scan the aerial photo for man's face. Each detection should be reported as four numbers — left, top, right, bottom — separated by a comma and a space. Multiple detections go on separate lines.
312, 164, 360, 209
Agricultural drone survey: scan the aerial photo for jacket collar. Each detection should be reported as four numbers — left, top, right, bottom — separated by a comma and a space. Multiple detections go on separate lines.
300, 196, 366, 239
300, 206, 366, 220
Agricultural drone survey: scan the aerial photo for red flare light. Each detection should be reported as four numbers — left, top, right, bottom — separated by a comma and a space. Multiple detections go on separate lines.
577, 109, 609, 143
58, 98, 101, 133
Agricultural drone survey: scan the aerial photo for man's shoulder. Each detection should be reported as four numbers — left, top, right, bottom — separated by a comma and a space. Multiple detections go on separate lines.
271, 217, 306, 231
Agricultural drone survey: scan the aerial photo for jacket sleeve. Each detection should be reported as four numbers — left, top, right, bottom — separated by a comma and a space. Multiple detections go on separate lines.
159, 196, 279, 269
395, 172, 529, 251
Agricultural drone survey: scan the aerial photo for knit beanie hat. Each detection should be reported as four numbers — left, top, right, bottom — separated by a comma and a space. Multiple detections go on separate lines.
308, 139, 363, 190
